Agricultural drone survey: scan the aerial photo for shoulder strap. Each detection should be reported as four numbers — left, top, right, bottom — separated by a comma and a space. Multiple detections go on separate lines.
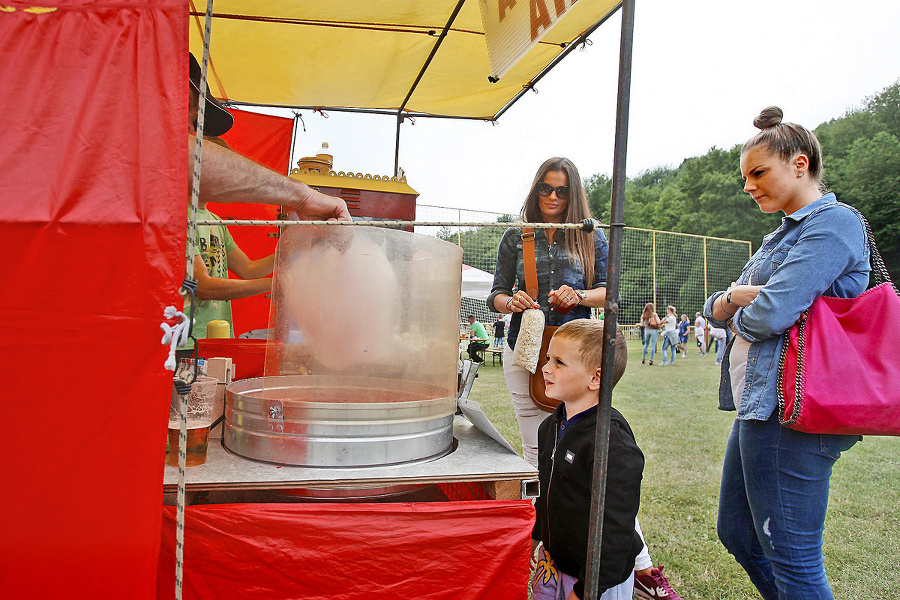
859, 213, 897, 294
522, 227, 539, 300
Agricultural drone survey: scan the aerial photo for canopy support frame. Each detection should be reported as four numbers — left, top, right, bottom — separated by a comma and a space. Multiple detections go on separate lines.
394, 0, 467, 176
585, 0, 635, 597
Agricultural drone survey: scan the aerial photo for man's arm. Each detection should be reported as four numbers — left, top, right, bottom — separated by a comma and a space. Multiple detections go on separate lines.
189, 134, 351, 221
193, 255, 271, 301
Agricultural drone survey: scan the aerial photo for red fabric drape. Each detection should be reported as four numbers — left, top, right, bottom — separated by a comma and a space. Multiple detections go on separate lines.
206, 108, 295, 335
158, 501, 534, 600
220, 108, 293, 174
0, 2, 184, 597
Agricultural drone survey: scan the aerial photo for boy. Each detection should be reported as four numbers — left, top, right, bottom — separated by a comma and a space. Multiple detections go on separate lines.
532, 320, 643, 600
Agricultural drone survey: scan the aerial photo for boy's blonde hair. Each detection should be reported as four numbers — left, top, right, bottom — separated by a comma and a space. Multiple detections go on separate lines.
552, 319, 628, 386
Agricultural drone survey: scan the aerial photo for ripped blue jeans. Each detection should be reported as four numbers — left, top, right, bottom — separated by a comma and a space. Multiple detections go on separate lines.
717, 415, 858, 600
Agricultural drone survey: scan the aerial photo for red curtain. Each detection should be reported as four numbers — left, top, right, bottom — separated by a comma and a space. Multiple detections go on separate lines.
0, 1, 184, 597
158, 501, 534, 599
221, 108, 294, 174
207, 109, 295, 335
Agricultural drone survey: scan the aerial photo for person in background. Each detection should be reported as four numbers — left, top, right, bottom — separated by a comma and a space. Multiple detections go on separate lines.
493, 314, 506, 348
709, 325, 727, 366
694, 312, 706, 357
704, 106, 868, 599
181, 53, 350, 350
659, 305, 678, 366
466, 315, 489, 363
187, 52, 349, 223
676, 314, 690, 357
640, 302, 660, 365
532, 322, 641, 600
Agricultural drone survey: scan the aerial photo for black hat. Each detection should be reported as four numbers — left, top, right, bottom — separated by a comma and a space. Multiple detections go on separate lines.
189, 53, 234, 137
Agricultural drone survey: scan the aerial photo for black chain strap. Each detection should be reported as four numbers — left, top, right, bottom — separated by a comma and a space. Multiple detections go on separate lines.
777, 210, 897, 426
862, 215, 898, 294
776, 314, 806, 426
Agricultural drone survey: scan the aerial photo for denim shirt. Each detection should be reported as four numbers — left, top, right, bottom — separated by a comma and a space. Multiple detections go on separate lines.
487, 227, 608, 350
704, 193, 870, 420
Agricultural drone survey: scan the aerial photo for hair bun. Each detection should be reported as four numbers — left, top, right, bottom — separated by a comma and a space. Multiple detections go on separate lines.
753, 106, 783, 130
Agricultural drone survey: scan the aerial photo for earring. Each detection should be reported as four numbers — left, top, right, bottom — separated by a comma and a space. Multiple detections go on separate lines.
797, 172, 804, 178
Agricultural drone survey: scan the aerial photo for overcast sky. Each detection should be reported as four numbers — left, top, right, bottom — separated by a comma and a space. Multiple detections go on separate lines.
282, 0, 900, 217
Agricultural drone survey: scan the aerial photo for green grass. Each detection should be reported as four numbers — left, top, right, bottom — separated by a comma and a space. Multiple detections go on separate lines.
470, 339, 900, 599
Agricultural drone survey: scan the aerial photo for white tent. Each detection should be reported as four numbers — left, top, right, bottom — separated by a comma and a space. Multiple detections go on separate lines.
461, 264, 494, 300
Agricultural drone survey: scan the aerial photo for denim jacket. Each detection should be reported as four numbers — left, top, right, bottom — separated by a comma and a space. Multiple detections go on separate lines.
487, 227, 608, 350
704, 194, 870, 420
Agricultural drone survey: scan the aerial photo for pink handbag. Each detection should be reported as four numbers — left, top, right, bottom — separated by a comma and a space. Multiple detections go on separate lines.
777, 218, 900, 435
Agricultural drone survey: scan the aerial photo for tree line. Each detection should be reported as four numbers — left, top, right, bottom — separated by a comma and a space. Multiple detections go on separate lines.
439, 80, 899, 306
586, 80, 900, 278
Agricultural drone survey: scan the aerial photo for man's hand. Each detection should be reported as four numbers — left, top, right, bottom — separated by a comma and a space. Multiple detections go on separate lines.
283, 185, 352, 222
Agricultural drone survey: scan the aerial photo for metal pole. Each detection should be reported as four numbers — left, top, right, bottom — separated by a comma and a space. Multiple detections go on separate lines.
652, 230, 657, 307
703, 237, 709, 301
584, 0, 635, 598
394, 113, 402, 177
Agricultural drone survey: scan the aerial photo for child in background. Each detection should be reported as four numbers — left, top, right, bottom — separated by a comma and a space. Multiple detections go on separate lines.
532, 320, 643, 600
694, 312, 707, 357
493, 314, 506, 348
676, 314, 690, 357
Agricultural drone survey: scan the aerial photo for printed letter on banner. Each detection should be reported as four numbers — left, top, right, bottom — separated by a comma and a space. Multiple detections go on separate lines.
477, 0, 576, 81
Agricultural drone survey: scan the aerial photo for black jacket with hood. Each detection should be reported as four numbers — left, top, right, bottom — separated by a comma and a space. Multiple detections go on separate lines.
532, 403, 644, 599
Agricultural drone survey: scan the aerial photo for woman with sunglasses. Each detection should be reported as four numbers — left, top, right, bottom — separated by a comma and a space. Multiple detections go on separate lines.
489, 158, 684, 600
487, 157, 608, 467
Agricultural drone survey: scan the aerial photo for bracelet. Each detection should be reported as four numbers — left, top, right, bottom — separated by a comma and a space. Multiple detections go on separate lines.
505, 297, 514, 312
719, 293, 736, 316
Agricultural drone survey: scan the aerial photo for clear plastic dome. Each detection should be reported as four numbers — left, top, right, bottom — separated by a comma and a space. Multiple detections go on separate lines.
223, 225, 463, 467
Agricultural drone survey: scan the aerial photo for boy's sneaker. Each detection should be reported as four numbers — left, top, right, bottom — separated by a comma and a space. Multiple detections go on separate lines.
634, 565, 682, 599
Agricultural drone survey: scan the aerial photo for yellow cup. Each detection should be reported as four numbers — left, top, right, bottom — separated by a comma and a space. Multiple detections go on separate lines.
206, 319, 231, 339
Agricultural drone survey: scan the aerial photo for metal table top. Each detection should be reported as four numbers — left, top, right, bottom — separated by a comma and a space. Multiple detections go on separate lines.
163, 416, 535, 493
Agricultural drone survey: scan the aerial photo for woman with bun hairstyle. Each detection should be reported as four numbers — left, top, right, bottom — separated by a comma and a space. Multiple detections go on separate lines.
704, 107, 869, 599
488, 157, 608, 467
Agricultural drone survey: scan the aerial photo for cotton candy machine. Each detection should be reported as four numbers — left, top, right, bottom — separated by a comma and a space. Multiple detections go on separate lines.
223, 225, 462, 467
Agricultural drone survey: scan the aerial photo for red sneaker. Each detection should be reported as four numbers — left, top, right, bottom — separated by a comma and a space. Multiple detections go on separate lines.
634, 565, 683, 599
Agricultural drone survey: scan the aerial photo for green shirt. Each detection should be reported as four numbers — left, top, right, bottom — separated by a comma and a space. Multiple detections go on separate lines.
470, 321, 488, 341
180, 207, 238, 349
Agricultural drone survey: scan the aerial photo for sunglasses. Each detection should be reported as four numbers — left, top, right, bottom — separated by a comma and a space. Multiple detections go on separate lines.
537, 181, 570, 200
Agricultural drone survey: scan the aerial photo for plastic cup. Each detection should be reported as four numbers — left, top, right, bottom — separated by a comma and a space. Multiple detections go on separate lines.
167, 376, 217, 467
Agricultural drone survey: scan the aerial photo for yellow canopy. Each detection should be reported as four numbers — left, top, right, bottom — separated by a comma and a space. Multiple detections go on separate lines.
189, 0, 621, 120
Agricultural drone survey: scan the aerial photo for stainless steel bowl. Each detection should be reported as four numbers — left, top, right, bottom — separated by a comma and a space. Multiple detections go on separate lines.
224, 375, 455, 467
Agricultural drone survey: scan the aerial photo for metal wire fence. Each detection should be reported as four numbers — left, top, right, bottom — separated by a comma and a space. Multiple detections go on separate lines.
416, 204, 753, 326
